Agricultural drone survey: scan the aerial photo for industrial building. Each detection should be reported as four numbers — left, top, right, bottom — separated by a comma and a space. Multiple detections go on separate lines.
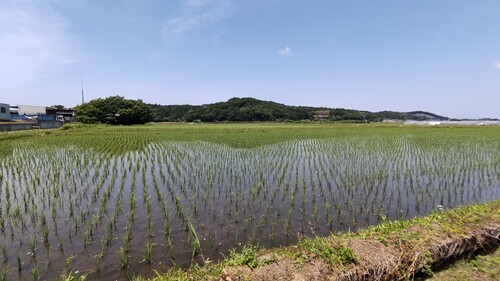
1, 103, 75, 131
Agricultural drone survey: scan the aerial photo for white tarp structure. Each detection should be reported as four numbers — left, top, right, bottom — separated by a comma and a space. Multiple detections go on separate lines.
405, 120, 500, 126
14, 105, 47, 115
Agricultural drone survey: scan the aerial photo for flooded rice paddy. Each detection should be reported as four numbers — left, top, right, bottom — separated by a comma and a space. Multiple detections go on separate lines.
0, 137, 499, 280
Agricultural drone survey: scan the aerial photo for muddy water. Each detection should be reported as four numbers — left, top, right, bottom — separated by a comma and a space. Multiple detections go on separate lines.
0, 138, 499, 280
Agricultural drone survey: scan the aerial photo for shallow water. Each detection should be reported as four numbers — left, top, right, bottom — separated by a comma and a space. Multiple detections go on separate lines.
0, 137, 499, 280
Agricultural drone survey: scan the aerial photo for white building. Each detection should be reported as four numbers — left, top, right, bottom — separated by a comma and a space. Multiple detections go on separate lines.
14, 105, 47, 115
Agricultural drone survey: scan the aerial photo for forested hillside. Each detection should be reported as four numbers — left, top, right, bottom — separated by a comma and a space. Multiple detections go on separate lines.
148, 97, 448, 122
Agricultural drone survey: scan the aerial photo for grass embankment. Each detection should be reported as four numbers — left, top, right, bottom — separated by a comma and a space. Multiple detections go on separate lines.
140, 200, 499, 281
427, 248, 499, 281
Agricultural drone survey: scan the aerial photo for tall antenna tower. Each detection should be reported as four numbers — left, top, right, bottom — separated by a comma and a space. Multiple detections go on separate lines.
81, 74, 85, 104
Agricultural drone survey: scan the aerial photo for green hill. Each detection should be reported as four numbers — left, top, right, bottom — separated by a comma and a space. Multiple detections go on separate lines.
148, 97, 448, 122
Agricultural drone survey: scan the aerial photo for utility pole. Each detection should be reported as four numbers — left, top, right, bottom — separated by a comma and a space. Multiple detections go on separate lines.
81, 74, 85, 104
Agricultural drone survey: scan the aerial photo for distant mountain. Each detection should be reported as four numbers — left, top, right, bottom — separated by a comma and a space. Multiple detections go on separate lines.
148, 97, 449, 122
374, 110, 448, 121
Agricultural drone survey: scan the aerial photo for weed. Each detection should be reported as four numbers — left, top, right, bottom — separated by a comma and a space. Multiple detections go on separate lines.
226, 245, 259, 269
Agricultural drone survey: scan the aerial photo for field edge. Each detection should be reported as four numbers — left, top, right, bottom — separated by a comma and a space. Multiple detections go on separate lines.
132, 200, 499, 281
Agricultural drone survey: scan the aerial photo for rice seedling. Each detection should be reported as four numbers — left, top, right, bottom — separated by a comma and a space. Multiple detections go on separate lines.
119, 247, 128, 270
186, 219, 203, 260
0, 266, 7, 281
1, 247, 6, 263
95, 237, 106, 269
29, 238, 36, 257
0, 124, 497, 280
65, 256, 74, 270
17, 254, 21, 271
143, 240, 153, 265
31, 263, 39, 280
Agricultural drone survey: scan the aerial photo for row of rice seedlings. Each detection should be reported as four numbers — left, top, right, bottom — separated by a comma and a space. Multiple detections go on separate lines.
151, 163, 172, 246
0, 146, 119, 280
0, 136, 498, 280
153, 138, 498, 240
142, 157, 154, 265
120, 161, 139, 269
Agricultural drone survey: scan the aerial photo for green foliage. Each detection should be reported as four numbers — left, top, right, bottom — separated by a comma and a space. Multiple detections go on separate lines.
148, 104, 199, 122
427, 249, 499, 280
329, 109, 448, 122
0, 266, 7, 281
149, 97, 317, 122
147, 97, 449, 123
50, 105, 66, 110
75, 96, 152, 125
296, 237, 357, 266
226, 245, 259, 269
329, 108, 375, 122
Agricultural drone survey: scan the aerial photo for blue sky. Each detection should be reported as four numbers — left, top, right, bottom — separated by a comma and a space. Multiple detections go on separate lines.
1, 0, 499, 118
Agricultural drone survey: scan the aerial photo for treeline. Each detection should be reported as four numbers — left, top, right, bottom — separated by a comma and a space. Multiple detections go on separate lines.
149, 98, 318, 122
75, 96, 153, 125
74, 96, 448, 125
149, 97, 448, 122
329, 109, 447, 122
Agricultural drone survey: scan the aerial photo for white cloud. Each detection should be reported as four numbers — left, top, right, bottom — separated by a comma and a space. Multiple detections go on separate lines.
277, 47, 292, 56
0, 1, 79, 88
162, 0, 233, 36
494, 61, 500, 70
210, 28, 228, 46
184, 0, 217, 8
163, 17, 199, 35
148, 50, 161, 61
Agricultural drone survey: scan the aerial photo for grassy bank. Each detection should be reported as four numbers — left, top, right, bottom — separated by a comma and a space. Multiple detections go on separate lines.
141, 200, 499, 280
426, 248, 499, 281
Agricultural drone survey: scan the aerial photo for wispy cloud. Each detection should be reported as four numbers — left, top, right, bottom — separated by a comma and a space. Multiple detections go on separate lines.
148, 50, 162, 61
277, 47, 292, 56
494, 61, 500, 70
0, 1, 79, 88
184, 0, 218, 8
162, 0, 233, 36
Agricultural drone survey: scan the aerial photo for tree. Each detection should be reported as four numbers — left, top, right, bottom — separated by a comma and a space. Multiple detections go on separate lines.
75, 96, 153, 125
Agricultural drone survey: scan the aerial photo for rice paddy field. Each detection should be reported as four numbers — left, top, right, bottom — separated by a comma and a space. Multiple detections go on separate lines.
0, 123, 499, 280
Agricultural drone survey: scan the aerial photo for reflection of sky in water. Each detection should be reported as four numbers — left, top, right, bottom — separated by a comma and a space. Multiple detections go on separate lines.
1, 138, 499, 280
